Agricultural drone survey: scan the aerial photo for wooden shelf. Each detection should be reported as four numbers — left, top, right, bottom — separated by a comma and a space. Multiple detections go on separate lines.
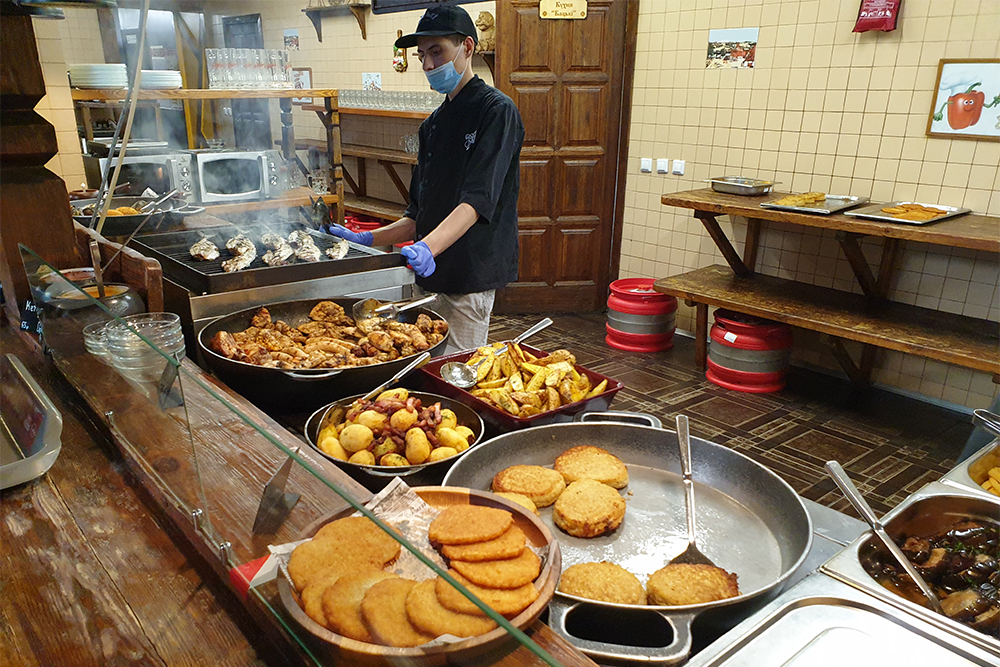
71, 88, 339, 102
304, 2, 369, 42
345, 193, 405, 221
303, 105, 429, 120
276, 139, 418, 165
203, 187, 337, 215
654, 265, 1000, 375
662, 188, 1000, 253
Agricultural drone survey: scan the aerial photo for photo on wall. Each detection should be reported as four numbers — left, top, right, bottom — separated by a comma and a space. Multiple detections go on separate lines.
706, 27, 758, 69
926, 59, 1000, 142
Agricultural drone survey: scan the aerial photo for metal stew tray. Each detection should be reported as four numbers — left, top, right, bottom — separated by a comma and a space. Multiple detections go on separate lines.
759, 195, 869, 215
844, 201, 972, 225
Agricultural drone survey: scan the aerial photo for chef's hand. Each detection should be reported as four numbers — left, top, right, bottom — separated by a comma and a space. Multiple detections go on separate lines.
322, 223, 373, 246
400, 242, 436, 277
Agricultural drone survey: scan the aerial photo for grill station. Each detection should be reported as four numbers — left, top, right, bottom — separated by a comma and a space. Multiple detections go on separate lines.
129, 223, 415, 353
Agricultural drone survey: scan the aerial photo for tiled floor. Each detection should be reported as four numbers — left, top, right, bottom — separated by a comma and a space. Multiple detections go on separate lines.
489, 313, 977, 517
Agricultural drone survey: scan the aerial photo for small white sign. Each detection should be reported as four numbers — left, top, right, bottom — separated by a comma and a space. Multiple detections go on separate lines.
362, 72, 382, 91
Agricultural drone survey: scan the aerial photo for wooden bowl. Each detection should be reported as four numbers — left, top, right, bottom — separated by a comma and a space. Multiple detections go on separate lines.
277, 486, 561, 666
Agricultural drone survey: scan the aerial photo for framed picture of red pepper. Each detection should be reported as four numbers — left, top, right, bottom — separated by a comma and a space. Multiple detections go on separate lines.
926, 59, 1000, 142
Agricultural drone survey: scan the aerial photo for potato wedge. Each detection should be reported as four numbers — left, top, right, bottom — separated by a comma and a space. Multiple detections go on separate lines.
489, 388, 520, 415
546, 387, 561, 412
534, 349, 575, 366
487, 354, 504, 382
508, 370, 524, 392
508, 342, 526, 366
518, 405, 540, 418
525, 367, 549, 391
559, 378, 575, 404
475, 353, 495, 382
586, 379, 608, 398
510, 391, 542, 408
477, 377, 507, 390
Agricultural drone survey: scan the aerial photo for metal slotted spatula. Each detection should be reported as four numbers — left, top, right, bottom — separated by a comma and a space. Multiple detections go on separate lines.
669, 414, 718, 567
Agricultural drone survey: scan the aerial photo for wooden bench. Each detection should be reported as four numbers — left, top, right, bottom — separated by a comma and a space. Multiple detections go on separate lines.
657, 189, 1000, 384
654, 265, 1000, 384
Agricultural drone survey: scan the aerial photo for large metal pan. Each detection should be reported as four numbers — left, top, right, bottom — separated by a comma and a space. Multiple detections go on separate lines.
442, 412, 813, 665
303, 391, 484, 491
198, 298, 449, 412
71, 195, 205, 236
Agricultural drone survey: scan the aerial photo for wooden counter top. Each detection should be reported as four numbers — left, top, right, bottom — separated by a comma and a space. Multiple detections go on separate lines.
661, 188, 1000, 252
1, 317, 597, 667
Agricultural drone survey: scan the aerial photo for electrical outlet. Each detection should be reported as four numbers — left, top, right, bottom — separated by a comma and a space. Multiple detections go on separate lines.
656, 159, 669, 174
672, 159, 685, 175
640, 158, 652, 173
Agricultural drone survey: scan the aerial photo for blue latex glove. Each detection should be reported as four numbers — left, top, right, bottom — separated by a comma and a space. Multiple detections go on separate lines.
400, 241, 436, 278
322, 223, 373, 246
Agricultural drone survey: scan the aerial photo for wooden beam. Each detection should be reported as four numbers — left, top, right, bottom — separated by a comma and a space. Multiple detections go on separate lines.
875, 237, 900, 299
829, 336, 869, 385
380, 161, 409, 204
837, 231, 878, 298
695, 302, 709, 370
694, 211, 752, 278
743, 217, 761, 272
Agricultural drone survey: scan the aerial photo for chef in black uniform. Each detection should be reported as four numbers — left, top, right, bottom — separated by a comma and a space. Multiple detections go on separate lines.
325, 6, 524, 352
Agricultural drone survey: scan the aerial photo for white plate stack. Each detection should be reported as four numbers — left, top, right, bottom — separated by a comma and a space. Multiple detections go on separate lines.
140, 70, 183, 90
68, 63, 128, 89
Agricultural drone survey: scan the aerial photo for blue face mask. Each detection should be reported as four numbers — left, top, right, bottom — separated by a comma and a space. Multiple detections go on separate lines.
425, 47, 466, 95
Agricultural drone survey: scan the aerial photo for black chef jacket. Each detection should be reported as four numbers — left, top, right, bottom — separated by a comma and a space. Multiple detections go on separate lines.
403, 76, 524, 295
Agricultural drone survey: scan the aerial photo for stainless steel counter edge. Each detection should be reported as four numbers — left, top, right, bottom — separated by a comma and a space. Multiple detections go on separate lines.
940, 438, 1000, 499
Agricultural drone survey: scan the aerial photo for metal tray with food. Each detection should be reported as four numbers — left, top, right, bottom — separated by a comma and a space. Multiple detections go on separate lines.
442, 415, 813, 665
303, 390, 485, 489
684, 572, 999, 667
704, 176, 777, 196
942, 441, 1000, 499
822, 481, 1000, 656
277, 486, 560, 667
760, 194, 869, 215
844, 201, 972, 225
417, 344, 623, 434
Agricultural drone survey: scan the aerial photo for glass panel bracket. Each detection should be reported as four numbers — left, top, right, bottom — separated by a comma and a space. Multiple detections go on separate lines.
253, 446, 301, 535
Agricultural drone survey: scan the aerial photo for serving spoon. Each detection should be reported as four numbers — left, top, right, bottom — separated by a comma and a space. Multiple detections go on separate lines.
669, 414, 718, 567
825, 460, 944, 614
440, 317, 553, 389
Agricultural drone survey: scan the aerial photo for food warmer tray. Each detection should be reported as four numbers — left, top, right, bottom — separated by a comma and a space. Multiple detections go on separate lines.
705, 176, 776, 196
130, 223, 404, 295
820, 481, 1000, 657
941, 441, 1000, 499
844, 201, 972, 225
684, 572, 997, 666
759, 195, 869, 215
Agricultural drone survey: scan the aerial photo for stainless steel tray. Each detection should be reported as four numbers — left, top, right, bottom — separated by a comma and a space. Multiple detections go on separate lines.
821, 481, 1000, 656
941, 440, 1000, 499
685, 573, 998, 666
705, 176, 777, 196
760, 195, 869, 215
844, 201, 972, 225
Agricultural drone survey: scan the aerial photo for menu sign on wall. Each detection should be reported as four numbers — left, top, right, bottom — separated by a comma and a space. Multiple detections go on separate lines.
540, 0, 587, 20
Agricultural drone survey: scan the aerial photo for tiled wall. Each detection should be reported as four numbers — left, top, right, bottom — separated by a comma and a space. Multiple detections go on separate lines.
620, 0, 1000, 410
32, 10, 102, 188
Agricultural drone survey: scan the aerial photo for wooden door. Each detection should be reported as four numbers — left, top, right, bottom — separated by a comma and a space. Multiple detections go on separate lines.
495, 0, 637, 313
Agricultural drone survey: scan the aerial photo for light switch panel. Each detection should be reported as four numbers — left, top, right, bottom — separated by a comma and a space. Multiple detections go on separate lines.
640, 158, 652, 173
656, 159, 669, 174
672, 159, 685, 175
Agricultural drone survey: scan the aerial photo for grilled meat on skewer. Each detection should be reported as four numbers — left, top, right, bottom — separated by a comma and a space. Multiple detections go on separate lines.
325, 238, 349, 260
189, 237, 220, 261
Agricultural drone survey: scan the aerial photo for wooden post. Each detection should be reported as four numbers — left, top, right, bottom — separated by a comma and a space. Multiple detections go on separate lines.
324, 94, 345, 225
0, 13, 80, 324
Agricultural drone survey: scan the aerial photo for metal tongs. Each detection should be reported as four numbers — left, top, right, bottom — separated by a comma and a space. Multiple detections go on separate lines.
99, 189, 180, 272
825, 460, 944, 614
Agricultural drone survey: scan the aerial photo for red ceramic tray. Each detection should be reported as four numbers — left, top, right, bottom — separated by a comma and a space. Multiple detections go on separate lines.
417, 343, 623, 434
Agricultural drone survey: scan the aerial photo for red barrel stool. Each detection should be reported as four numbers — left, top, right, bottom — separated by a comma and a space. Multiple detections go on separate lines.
605, 278, 677, 353
706, 310, 792, 393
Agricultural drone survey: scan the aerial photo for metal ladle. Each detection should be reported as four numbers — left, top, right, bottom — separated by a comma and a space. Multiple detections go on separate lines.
439, 317, 554, 389
669, 414, 718, 567
825, 460, 944, 614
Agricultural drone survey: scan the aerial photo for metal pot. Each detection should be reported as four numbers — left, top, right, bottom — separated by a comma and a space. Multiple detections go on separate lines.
72, 195, 205, 236
197, 298, 449, 413
304, 391, 484, 490
442, 413, 813, 665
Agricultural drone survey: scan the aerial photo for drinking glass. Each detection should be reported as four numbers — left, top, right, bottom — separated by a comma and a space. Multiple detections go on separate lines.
282, 50, 293, 89
205, 49, 219, 89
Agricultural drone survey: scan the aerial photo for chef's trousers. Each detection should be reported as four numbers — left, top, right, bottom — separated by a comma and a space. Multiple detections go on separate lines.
426, 290, 496, 354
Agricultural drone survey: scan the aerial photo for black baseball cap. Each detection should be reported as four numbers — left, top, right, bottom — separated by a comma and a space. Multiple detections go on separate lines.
394, 5, 478, 49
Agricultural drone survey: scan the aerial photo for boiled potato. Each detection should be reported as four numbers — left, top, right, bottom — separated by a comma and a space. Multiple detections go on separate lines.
339, 423, 374, 452
355, 409, 387, 432
336, 421, 348, 435
318, 433, 347, 460
404, 428, 431, 464
349, 450, 376, 466
436, 428, 468, 452
438, 408, 458, 431
454, 425, 475, 442
372, 440, 398, 459
377, 388, 408, 402
381, 453, 409, 466
428, 447, 458, 462
390, 407, 418, 431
